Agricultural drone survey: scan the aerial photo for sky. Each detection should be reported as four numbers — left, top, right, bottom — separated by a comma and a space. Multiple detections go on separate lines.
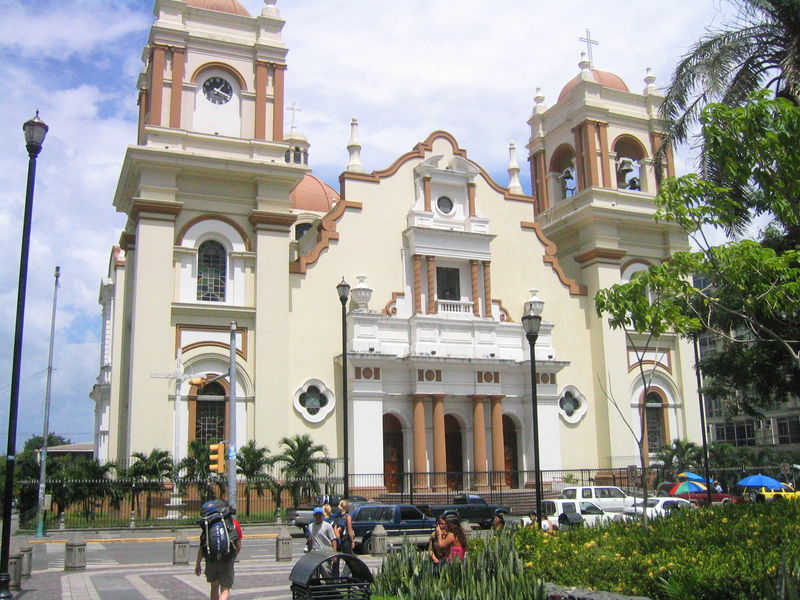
0, 0, 733, 452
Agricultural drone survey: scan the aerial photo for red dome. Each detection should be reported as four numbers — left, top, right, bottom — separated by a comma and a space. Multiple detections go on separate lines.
558, 69, 629, 102
184, 0, 250, 16
290, 174, 339, 213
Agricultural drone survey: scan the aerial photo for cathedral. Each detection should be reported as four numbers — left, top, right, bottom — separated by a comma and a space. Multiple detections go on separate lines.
91, 0, 702, 491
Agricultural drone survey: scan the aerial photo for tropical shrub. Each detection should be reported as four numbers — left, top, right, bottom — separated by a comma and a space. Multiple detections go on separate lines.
516, 500, 800, 600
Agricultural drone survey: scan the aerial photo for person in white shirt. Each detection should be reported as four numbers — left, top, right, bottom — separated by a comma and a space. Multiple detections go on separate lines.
307, 507, 338, 577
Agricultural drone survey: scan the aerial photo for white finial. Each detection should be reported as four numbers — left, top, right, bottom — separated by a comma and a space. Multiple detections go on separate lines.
643, 67, 657, 95
534, 87, 545, 105
346, 118, 364, 173
351, 274, 373, 311
507, 142, 522, 194
579, 52, 592, 80
262, 0, 280, 17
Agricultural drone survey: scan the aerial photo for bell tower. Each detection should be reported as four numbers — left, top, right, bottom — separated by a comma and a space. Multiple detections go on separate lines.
526, 56, 699, 468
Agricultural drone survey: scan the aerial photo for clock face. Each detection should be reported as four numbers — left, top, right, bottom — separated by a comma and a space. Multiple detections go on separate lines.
202, 76, 233, 105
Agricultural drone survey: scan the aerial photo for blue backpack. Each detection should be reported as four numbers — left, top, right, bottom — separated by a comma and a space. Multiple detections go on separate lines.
198, 501, 238, 562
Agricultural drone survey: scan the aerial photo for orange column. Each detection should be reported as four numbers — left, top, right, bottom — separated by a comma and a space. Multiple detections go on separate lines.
168, 47, 185, 129
470, 260, 480, 317
413, 254, 423, 315
423, 177, 432, 212
471, 395, 489, 489
431, 395, 447, 491
272, 64, 286, 141
584, 121, 599, 187
426, 256, 437, 314
490, 395, 505, 487
254, 62, 268, 140
148, 45, 167, 126
482, 261, 492, 318
598, 122, 612, 187
412, 395, 428, 491
467, 182, 476, 217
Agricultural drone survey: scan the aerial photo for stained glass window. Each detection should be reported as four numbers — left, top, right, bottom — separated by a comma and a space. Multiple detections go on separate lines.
197, 240, 227, 302
299, 385, 327, 416
195, 381, 226, 446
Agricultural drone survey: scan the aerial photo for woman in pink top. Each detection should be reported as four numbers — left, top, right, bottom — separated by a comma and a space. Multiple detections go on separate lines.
443, 513, 468, 561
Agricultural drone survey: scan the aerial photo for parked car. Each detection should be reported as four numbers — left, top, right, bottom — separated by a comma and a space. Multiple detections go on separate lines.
559, 486, 642, 512
655, 481, 740, 505
286, 494, 370, 528
351, 503, 437, 554
742, 486, 800, 502
521, 499, 611, 529
424, 494, 511, 529
619, 497, 694, 519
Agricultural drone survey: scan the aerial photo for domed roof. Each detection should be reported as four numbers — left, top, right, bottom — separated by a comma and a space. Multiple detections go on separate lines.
558, 69, 629, 102
290, 174, 339, 213
184, 0, 250, 16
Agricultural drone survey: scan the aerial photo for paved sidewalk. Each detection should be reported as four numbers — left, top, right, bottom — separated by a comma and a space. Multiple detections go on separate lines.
17, 554, 384, 600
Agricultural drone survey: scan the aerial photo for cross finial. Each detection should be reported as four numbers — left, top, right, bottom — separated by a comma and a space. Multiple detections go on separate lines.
579, 29, 599, 67
288, 102, 302, 131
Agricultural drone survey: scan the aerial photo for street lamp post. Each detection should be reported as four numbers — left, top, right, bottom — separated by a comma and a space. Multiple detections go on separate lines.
522, 290, 544, 526
0, 111, 49, 599
227, 321, 238, 510
35, 266, 60, 538
337, 278, 351, 498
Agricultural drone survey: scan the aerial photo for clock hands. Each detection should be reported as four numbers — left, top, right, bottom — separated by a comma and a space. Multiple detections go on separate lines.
212, 85, 231, 101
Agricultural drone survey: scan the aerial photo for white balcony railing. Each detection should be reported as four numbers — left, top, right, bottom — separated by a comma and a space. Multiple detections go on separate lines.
436, 299, 474, 314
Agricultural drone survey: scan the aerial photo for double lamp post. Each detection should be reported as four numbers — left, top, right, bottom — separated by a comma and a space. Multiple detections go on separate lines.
0, 112, 49, 599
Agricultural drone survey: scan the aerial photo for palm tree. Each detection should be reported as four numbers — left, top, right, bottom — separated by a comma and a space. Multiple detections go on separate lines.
236, 440, 276, 517
64, 459, 116, 522
175, 440, 219, 503
654, 439, 701, 479
275, 434, 331, 507
660, 0, 800, 157
130, 449, 174, 520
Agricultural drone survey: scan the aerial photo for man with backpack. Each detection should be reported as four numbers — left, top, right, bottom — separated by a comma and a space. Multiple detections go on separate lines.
195, 500, 242, 600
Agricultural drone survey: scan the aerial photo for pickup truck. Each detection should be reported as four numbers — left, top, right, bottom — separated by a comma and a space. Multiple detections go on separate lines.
286, 494, 369, 529
351, 503, 437, 554
559, 486, 642, 513
424, 494, 510, 529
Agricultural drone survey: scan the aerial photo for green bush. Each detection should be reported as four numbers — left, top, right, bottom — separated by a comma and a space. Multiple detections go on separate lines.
373, 531, 545, 600
515, 501, 800, 599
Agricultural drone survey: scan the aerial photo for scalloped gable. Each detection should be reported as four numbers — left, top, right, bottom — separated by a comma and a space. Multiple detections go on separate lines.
289, 131, 587, 296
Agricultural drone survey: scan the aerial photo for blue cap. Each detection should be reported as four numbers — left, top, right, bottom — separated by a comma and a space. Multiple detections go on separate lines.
312, 507, 324, 515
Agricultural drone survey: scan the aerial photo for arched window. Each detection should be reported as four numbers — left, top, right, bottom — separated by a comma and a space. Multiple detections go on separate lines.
549, 145, 577, 201
613, 136, 647, 192
643, 389, 669, 453
194, 381, 226, 447
197, 240, 227, 302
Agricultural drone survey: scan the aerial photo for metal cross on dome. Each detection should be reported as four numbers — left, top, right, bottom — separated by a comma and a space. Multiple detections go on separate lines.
579, 29, 599, 67
288, 102, 302, 131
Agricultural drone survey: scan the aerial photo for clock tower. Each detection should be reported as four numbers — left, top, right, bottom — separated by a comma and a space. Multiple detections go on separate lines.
101, 0, 306, 464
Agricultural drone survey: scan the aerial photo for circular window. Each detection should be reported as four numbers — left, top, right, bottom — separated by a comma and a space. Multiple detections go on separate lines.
558, 386, 587, 424
293, 379, 335, 423
436, 196, 454, 214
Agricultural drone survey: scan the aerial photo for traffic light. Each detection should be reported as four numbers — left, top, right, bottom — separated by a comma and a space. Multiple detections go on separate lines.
189, 376, 206, 387
209, 442, 226, 474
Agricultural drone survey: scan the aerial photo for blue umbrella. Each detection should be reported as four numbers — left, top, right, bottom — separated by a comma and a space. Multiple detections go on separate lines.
737, 474, 784, 489
678, 471, 707, 483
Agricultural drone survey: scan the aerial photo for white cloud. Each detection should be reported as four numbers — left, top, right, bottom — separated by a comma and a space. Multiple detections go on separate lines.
0, 0, 736, 449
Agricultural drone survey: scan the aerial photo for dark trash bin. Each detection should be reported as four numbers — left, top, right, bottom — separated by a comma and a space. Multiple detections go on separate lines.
289, 550, 373, 599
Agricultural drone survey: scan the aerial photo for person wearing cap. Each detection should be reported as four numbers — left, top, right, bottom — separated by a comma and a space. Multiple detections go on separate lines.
307, 507, 338, 578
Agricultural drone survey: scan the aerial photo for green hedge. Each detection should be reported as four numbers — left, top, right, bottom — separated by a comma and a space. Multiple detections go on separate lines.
516, 501, 800, 599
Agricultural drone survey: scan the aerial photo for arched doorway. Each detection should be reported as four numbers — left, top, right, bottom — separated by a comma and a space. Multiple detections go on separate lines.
383, 414, 404, 493
445, 415, 464, 490
190, 380, 228, 447
503, 415, 520, 488
642, 388, 670, 457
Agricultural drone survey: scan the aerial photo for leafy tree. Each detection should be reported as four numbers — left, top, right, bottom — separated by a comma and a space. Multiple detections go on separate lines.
236, 440, 276, 517
130, 449, 173, 520
659, 0, 800, 158
275, 434, 331, 507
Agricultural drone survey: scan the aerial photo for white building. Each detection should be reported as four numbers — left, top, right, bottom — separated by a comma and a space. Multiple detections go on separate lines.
91, 0, 702, 494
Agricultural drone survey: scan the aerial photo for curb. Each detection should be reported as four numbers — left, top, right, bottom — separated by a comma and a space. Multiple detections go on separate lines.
29, 533, 278, 545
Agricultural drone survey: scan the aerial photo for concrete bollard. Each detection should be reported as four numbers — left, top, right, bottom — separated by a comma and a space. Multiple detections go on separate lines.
129, 510, 136, 529
371, 524, 388, 556
9, 553, 22, 591
58, 513, 66, 530
173, 536, 190, 565
20, 545, 32, 578
64, 539, 87, 571
462, 521, 475, 537
275, 526, 292, 561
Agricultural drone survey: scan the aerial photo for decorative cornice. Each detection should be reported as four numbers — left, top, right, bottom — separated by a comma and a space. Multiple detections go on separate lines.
249, 211, 297, 231
382, 291, 405, 316
176, 214, 252, 251
520, 221, 588, 296
119, 232, 136, 252
289, 200, 363, 274
574, 248, 628, 265
131, 200, 182, 220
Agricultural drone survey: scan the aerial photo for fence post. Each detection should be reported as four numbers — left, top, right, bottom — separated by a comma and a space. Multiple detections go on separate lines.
275, 526, 292, 561
173, 536, 190, 565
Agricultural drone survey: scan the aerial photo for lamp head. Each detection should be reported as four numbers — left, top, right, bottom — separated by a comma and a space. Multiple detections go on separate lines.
23, 110, 48, 154
336, 277, 351, 303
524, 289, 544, 317
522, 313, 542, 338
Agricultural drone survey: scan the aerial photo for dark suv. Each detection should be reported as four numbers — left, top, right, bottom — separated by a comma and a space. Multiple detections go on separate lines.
351, 503, 436, 554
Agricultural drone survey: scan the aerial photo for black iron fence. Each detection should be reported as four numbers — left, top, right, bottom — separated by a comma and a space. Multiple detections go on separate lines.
15, 463, 791, 530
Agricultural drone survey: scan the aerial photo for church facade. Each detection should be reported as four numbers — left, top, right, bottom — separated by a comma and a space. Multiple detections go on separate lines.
91, 0, 702, 489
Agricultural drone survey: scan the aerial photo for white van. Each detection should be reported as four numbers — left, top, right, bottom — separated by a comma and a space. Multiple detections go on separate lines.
559, 486, 641, 512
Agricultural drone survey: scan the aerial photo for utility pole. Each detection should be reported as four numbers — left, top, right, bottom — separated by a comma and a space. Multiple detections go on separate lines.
35, 266, 60, 537
227, 321, 237, 509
